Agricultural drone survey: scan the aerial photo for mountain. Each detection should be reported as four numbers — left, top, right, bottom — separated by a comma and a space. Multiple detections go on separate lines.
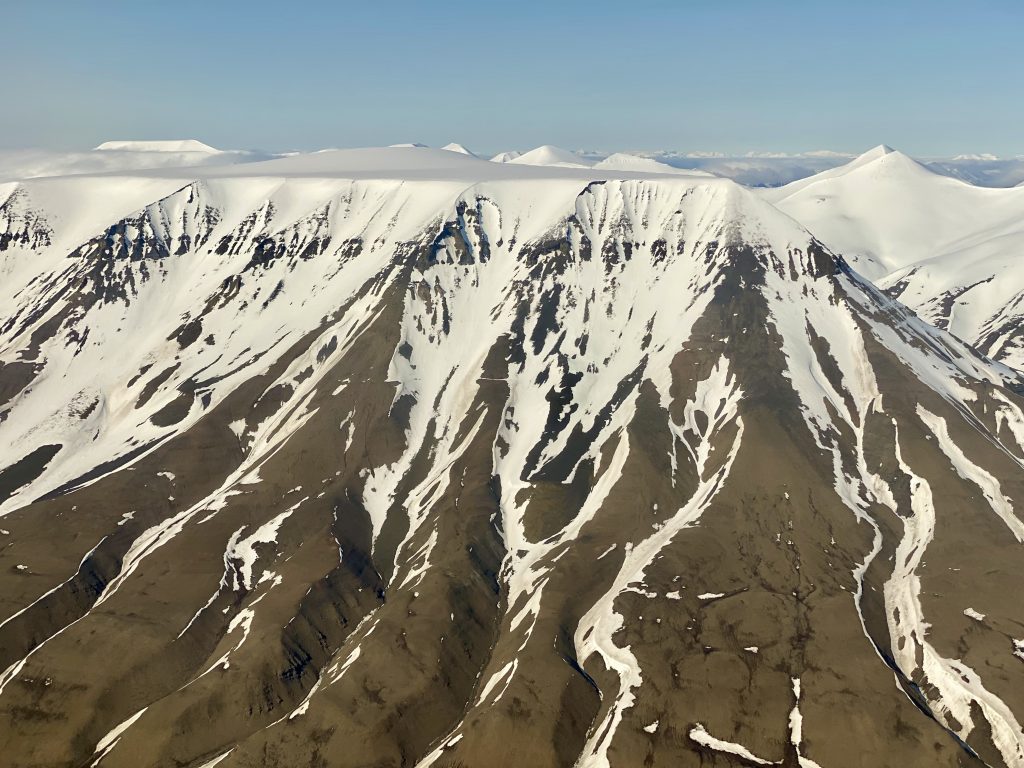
763, 144, 898, 208
585, 151, 1024, 190
490, 150, 522, 163
1, 148, 1024, 768
508, 144, 594, 168
497, 151, 715, 175
770, 146, 1024, 369
440, 143, 475, 156
592, 153, 713, 176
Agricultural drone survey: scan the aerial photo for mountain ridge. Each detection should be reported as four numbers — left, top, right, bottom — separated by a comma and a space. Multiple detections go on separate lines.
0, 151, 1022, 768
769, 145, 1024, 370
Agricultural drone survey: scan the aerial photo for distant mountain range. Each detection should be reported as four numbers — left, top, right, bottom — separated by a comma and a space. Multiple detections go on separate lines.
3, 141, 1023, 188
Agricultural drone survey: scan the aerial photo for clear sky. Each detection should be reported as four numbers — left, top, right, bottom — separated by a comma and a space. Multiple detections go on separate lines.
3, 0, 1022, 156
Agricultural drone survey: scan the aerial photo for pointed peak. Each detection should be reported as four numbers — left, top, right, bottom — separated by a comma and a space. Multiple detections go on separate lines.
593, 153, 714, 176
508, 145, 593, 168
490, 150, 521, 163
441, 143, 476, 157
852, 144, 896, 164
829, 144, 930, 179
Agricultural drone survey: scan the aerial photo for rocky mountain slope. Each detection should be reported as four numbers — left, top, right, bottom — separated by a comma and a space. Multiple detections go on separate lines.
0, 148, 1023, 768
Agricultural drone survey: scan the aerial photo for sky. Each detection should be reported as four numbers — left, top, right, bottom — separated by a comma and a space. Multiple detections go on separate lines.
2, 0, 1022, 156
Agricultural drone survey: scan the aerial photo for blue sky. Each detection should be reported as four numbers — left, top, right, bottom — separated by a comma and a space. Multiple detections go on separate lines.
3, 0, 1022, 156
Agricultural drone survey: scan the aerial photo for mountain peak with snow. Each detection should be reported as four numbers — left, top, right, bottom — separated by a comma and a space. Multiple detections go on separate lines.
508, 144, 593, 168
862, 143, 895, 158
490, 150, 522, 163
843, 144, 901, 170
765, 144, 924, 204
440, 143, 475, 156
593, 152, 713, 176
851, 145, 939, 181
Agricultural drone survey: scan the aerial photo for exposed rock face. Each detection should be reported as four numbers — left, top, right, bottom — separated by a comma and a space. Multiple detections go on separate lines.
0, 187, 53, 252
1, 169, 1023, 768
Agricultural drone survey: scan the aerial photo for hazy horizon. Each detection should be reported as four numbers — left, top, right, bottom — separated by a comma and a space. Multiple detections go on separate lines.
0, 143, 1019, 163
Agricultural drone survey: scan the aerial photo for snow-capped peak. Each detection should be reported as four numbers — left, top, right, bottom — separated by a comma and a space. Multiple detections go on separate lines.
764, 144, 922, 205
855, 144, 895, 162
490, 150, 522, 163
508, 145, 594, 168
441, 143, 475, 156
593, 152, 713, 176
765, 138, 1024, 369
827, 144, 900, 173
848, 145, 931, 178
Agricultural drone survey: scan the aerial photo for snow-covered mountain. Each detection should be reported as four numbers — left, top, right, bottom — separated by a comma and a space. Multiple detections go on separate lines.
440, 142, 475, 156
495, 147, 712, 176
490, 150, 522, 163
770, 145, 1024, 369
614, 150, 1024, 189
592, 152, 713, 176
507, 144, 595, 168
1, 146, 1023, 768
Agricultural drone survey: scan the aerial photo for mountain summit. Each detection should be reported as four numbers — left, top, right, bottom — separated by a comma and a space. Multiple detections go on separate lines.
771, 145, 1024, 370
508, 144, 593, 167
440, 142, 475, 156
855, 143, 895, 161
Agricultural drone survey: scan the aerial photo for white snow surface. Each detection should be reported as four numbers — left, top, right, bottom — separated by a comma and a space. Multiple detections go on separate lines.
95, 140, 221, 153
508, 144, 595, 168
769, 145, 1024, 369
593, 153, 712, 176
0, 148, 277, 184
440, 142, 475, 156
489, 150, 522, 163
